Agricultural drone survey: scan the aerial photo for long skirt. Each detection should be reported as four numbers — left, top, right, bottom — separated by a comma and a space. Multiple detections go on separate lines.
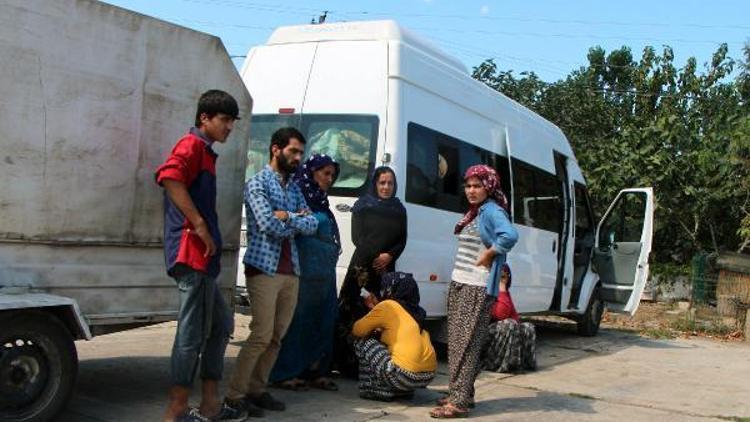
269, 225, 338, 383
354, 338, 435, 400
446, 281, 494, 409
481, 319, 537, 373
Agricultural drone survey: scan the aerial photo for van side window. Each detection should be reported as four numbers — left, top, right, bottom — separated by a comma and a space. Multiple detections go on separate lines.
511, 158, 562, 233
406, 122, 511, 214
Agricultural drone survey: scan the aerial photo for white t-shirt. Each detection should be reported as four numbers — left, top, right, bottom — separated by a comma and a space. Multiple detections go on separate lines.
451, 220, 490, 287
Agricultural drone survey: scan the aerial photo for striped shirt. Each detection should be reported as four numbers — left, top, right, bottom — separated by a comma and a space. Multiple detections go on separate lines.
451, 220, 490, 287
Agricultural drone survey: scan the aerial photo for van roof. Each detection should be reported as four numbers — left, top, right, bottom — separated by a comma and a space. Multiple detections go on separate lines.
266, 20, 468, 73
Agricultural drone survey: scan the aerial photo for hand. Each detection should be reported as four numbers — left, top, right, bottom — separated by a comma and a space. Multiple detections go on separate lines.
188, 221, 216, 258
372, 253, 392, 273
297, 208, 312, 216
273, 210, 289, 221
475, 247, 496, 269
363, 294, 379, 310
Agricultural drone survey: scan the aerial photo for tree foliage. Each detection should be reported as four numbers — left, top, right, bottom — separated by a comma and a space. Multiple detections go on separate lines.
472, 43, 750, 265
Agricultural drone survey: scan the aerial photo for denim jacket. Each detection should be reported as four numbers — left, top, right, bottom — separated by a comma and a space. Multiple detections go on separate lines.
243, 165, 318, 276
477, 201, 519, 296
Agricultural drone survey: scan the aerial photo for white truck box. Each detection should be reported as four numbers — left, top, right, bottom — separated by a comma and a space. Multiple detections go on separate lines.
0, 1, 251, 420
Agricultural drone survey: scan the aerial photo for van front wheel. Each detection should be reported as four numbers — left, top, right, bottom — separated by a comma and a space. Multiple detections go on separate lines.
0, 311, 78, 422
576, 285, 604, 337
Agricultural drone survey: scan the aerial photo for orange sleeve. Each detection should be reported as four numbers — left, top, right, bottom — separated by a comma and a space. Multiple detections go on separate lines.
352, 303, 386, 337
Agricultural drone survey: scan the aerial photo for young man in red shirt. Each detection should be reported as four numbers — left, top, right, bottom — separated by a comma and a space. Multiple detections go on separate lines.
155, 90, 242, 422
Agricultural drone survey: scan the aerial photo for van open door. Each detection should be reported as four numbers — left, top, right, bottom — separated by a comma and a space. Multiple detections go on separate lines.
592, 188, 654, 315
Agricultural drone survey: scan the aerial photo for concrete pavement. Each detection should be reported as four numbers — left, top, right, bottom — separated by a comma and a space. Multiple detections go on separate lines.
59, 315, 750, 421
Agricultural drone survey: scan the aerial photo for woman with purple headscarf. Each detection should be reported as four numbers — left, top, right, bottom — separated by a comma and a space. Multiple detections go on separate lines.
269, 153, 341, 391
431, 165, 519, 419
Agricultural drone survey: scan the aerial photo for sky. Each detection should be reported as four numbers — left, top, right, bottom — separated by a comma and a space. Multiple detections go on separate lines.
103, 0, 750, 82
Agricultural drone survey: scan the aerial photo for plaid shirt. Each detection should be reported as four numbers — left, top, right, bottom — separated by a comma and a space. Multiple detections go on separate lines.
243, 165, 318, 275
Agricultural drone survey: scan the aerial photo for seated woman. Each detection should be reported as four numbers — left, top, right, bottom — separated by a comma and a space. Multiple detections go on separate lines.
351, 272, 437, 401
482, 264, 537, 373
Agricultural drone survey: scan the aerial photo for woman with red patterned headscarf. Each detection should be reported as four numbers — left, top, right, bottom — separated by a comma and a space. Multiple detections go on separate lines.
431, 165, 518, 419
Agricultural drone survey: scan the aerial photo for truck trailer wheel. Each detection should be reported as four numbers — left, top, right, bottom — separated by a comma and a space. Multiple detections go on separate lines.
576, 285, 604, 337
0, 312, 78, 422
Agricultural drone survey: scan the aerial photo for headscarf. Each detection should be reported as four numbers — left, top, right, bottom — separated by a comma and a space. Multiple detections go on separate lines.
454, 164, 510, 234
351, 166, 406, 215
379, 272, 427, 330
294, 153, 341, 246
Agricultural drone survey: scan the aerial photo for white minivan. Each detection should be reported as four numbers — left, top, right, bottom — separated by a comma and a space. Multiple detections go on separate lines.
238, 20, 654, 338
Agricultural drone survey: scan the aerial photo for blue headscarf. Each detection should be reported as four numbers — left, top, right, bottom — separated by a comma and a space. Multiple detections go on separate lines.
380, 272, 426, 330
294, 154, 341, 247
351, 166, 406, 215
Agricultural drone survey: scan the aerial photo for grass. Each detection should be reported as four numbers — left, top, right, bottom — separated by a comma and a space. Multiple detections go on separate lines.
670, 316, 736, 337
640, 327, 678, 339
568, 392, 597, 400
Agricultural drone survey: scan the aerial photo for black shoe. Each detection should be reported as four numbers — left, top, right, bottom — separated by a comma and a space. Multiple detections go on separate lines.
249, 392, 285, 411
217, 398, 264, 420
175, 408, 211, 422
394, 391, 415, 400
359, 392, 394, 402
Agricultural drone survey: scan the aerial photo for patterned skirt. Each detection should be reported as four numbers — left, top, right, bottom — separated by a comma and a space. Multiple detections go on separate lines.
481, 319, 537, 373
353, 338, 435, 400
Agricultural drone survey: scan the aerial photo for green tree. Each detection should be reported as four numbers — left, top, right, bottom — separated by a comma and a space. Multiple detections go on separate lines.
472, 42, 750, 267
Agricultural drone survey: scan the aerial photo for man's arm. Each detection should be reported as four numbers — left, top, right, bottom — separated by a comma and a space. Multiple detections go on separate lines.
162, 179, 215, 257
285, 187, 318, 235
245, 178, 296, 238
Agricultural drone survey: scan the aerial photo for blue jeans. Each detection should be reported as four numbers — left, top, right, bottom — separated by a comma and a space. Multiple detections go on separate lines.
171, 269, 232, 387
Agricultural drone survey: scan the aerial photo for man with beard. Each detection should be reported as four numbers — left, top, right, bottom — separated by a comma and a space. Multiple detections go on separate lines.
221, 127, 318, 418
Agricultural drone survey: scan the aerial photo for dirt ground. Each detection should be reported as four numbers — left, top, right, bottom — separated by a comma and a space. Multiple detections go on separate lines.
600, 301, 746, 341
60, 312, 750, 421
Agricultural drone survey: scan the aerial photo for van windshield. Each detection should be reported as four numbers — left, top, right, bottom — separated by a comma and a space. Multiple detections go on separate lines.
247, 114, 379, 197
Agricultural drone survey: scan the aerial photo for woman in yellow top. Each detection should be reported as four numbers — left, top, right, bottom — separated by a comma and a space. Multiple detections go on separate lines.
351, 272, 437, 401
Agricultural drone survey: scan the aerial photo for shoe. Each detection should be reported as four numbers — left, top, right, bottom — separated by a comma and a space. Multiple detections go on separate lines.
394, 391, 415, 400
175, 408, 211, 422
216, 398, 264, 420
359, 391, 394, 402
248, 392, 285, 411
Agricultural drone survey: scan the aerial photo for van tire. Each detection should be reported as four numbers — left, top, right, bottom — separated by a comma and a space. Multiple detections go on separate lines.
577, 285, 604, 337
0, 311, 78, 422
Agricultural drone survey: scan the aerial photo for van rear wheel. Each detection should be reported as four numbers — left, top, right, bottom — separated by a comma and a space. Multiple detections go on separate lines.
0, 311, 78, 422
577, 285, 604, 337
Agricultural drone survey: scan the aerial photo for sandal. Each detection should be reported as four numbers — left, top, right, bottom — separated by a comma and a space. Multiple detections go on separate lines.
430, 403, 469, 419
308, 377, 339, 391
436, 395, 475, 408
272, 378, 308, 391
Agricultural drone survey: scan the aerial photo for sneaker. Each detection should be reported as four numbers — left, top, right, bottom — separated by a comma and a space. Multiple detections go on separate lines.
217, 398, 264, 420
248, 392, 285, 411
175, 408, 211, 422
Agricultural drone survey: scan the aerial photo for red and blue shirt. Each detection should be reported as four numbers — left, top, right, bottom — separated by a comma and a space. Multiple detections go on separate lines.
155, 128, 222, 278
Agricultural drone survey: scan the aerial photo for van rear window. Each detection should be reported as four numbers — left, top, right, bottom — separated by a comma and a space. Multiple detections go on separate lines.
247, 114, 379, 197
